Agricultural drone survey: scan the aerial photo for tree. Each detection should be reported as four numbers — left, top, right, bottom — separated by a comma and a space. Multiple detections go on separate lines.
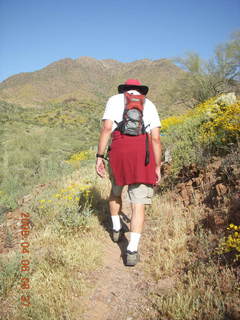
171, 30, 240, 108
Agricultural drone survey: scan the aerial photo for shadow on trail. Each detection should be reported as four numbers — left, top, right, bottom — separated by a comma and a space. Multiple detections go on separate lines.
91, 186, 131, 265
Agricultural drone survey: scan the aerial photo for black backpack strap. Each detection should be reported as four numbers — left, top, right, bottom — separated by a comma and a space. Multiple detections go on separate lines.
145, 133, 150, 166
142, 123, 150, 134
114, 119, 125, 133
114, 120, 120, 132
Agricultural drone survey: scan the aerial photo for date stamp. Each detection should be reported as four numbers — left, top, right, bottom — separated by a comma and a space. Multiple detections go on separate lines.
19, 212, 31, 307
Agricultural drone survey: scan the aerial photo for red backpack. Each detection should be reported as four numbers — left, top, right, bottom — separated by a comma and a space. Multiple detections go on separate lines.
114, 92, 150, 165
115, 92, 146, 136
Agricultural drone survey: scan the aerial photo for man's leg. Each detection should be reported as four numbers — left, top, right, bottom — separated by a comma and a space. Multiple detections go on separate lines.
109, 191, 122, 231
130, 203, 145, 233
127, 203, 145, 253
126, 184, 153, 254
108, 164, 123, 233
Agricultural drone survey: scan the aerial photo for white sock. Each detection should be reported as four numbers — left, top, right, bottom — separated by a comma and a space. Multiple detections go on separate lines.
111, 215, 121, 231
127, 232, 141, 252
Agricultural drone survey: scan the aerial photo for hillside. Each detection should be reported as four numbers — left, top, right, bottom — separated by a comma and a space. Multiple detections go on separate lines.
1, 45, 239, 320
0, 90, 239, 319
0, 57, 185, 115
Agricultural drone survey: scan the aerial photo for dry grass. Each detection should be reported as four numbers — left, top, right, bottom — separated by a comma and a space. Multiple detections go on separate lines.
144, 193, 199, 279
16, 233, 103, 320
0, 167, 108, 320
142, 192, 240, 320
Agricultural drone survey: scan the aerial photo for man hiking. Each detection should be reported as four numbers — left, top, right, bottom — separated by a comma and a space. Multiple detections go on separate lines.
96, 79, 162, 266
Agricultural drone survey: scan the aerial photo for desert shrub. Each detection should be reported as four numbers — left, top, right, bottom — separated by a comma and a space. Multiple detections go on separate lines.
171, 32, 240, 108
162, 114, 205, 173
0, 99, 101, 207
0, 128, 74, 208
161, 115, 186, 131
197, 99, 240, 151
31, 178, 96, 235
218, 224, 240, 262
57, 206, 94, 234
55, 184, 94, 234
66, 150, 92, 163
0, 122, 96, 207
162, 94, 240, 173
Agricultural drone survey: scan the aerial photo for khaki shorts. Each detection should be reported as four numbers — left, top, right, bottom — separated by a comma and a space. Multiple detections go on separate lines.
109, 169, 154, 205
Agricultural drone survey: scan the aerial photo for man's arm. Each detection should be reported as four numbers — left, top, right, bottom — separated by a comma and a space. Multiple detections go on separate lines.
150, 127, 162, 183
96, 119, 113, 178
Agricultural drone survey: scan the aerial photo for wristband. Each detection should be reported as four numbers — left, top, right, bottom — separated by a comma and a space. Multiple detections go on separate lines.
96, 153, 105, 158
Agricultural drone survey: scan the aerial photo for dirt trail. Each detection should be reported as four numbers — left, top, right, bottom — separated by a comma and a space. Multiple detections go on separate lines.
0, 199, 157, 319
82, 239, 147, 320
82, 204, 153, 320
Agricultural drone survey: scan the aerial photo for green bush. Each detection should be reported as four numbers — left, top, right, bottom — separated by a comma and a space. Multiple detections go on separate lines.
162, 114, 205, 173
162, 95, 240, 175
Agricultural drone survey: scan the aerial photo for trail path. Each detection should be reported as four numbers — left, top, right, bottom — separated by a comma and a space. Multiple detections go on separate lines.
82, 203, 155, 320
0, 196, 161, 320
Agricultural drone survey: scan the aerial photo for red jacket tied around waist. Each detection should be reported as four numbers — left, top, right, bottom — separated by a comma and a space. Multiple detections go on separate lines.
109, 131, 156, 186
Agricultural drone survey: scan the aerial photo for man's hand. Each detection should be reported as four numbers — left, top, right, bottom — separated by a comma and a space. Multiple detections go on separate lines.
155, 166, 161, 184
96, 119, 112, 178
151, 127, 162, 184
96, 158, 106, 178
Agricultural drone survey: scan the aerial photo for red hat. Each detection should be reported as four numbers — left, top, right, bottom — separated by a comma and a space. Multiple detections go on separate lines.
118, 78, 149, 95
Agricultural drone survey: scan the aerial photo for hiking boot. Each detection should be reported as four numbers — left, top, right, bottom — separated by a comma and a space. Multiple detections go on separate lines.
125, 250, 140, 266
112, 228, 122, 243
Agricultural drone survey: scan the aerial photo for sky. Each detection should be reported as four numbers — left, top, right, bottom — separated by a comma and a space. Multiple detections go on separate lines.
0, 0, 239, 82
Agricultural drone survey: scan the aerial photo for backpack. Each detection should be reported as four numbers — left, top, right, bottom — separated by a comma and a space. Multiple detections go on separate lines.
115, 92, 146, 136
114, 92, 150, 165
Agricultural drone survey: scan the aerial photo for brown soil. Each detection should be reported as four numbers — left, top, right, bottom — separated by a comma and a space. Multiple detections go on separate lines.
82, 237, 148, 320
81, 201, 160, 320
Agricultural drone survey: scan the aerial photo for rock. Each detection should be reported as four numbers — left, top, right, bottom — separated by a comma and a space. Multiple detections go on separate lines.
228, 193, 240, 225
17, 194, 32, 205
164, 149, 172, 163
215, 92, 237, 106
216, 183, 228, 196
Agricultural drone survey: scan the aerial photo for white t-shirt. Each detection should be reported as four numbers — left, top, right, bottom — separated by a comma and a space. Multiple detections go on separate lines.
102, 90, 161, 133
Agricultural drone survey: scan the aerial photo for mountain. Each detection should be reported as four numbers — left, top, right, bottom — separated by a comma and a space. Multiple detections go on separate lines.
0, 57, 186, 115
